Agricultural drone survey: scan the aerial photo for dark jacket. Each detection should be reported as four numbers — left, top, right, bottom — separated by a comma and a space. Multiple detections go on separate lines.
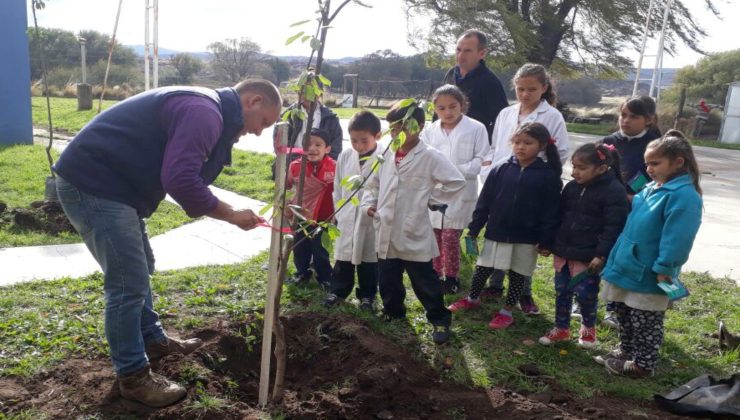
468, 156, 562, 248
553, 171, 630, 262
602, 129, 661, 194
443, 60, 509, 139
54, 86, 242, 218
283, 103, 343, 159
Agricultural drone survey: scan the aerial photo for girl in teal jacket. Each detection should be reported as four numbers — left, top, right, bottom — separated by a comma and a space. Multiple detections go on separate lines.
598, 130, 703, 378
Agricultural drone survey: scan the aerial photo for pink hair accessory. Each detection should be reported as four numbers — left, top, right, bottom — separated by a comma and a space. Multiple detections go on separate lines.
596, 149, 606, 161
603, 144, 616, 152
548, 137, 556, 145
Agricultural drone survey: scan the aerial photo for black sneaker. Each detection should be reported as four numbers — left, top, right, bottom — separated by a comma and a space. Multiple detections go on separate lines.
286, 274, 310, 285
432, 325, 451, 344
442, 277, 460, 295
359, 298, 374, 313
323, 293, 342, 308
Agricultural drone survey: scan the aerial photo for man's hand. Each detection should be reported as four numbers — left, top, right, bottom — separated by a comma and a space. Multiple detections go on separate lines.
367, 207, 376, 217
229, 209, 265, 231
588, 256, 605, 274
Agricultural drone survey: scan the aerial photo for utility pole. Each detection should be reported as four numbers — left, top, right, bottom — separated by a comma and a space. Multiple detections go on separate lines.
144, 0, 159, 89
79, 37, 87, 83
649, 0, 674, 100
77, 36, 92, 110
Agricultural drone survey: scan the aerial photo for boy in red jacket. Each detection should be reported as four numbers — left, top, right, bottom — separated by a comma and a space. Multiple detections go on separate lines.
286, 128, 336, 288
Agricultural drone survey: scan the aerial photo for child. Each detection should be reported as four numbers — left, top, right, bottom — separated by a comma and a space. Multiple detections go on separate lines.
538, 142, 629, 348
448, 122, 562, 330
598, 96, 661, 328
479, 63, 570, 313
361, 101, 466, 344
324, 111, 382, 311
421, 84, 490, 294
598, 130, 702, 378
286, 128, 336, 288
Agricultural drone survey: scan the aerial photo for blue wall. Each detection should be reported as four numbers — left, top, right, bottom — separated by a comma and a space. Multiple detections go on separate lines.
0, 0, 33, 145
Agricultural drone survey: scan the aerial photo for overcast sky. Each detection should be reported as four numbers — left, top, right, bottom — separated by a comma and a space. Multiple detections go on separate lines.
27, 0, 739, 68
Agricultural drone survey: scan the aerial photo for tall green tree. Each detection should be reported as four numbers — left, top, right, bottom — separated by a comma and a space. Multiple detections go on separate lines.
207, 37, 262, 83
404, 0, 720, 74
665, 49, 740, 104
170, 52, 203, 84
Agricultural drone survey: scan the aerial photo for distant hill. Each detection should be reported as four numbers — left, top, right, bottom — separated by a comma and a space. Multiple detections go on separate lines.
126, 45, 210, 60
625, 68, 677, 86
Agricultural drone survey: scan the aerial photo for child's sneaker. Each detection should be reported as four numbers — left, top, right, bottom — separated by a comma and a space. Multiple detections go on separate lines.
601, 311, 619, 329
323, 293, 342, 308
604, 358, 653, 379
538, 328, 571, 345
447, 298, 481, 312
432, 325, 451, 344
359, 298, 374, 313
518, 295, 541, 315
287, 274, 311, 286
488, 312, 514, 330
571, 301, 582, 320
479, 287, 504, 300
577, 325, 599, 349
594, 347, 629, 366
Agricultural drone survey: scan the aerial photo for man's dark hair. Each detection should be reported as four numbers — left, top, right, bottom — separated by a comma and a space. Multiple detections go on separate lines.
310, 128, 331, 147
460, 29, 487, 50
386, 100, 425, 127
348, 111, 381, 135
233, 78, 282, 106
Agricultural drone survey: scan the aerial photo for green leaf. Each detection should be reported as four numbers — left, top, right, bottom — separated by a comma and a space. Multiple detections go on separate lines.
406, 119, 420, 135
259, 203, 273, 216
397, 131, 407, 147
301, 35, 312, 43
397, 98, 415, 108
350, 196, 360, 206
310, 37, 322, 51
327, 224, 340, 240
320, 229, 331, 249
293, 108, 306, 121
403, 104, 417, 121
336, 198, 347, 208
311, 78, 323, 96
359, 156, 373, 162
345, 174, 363, 190
289, 19, 311, 27
318, 74, 332, 87
285, 31, 305, 46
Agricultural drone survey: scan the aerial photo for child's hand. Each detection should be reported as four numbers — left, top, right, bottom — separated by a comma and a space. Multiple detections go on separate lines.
537, 247, 551, 257
367, 207, 376, 217
587, 256, 605, 274
656, 274, 672, 283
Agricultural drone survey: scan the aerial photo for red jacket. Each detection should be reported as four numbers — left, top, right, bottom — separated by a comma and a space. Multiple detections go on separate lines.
287, 156, 336, 222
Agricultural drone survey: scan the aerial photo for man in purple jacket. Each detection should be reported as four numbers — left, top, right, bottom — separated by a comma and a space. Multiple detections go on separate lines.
53, 79, 281, 407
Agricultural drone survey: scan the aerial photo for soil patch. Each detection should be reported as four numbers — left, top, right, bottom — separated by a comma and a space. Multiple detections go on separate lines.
0, 200, 75, 236
0, 312, 680, 419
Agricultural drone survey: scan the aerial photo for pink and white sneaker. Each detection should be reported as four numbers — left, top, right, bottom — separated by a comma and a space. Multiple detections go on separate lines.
488, 312, 514, 330
447, 298, 481, 312
577, 325, 599, 349
538, 328, 571, 345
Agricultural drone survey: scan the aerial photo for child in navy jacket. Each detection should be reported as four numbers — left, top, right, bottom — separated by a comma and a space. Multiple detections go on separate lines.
539, 143, 629, 349
448, 122, 562, 330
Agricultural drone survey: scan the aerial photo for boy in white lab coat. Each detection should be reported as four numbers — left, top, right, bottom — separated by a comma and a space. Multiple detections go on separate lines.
324, 111, 383, 311
362, 101, 466, 344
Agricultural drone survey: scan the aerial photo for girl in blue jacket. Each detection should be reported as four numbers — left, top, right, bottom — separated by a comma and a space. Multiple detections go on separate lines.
598, 130, 703, 378
448, 122, 562, 330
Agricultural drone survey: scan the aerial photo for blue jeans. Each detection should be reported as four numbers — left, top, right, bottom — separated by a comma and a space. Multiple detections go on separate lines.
554, 265, 600, 328
56, 177, 166, 375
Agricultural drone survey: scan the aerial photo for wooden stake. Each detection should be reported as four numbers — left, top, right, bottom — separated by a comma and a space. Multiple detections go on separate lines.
258, 122, 289, 407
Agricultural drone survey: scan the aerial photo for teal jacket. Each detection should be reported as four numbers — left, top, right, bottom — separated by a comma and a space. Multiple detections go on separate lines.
602, 174, 702, 295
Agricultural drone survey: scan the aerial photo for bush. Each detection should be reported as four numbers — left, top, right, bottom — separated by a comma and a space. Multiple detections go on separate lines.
557, 78, 602, 106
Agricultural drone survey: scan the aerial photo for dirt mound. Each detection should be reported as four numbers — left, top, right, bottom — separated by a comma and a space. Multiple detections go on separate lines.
0, 313, 678, 419
0, 200, 75, 236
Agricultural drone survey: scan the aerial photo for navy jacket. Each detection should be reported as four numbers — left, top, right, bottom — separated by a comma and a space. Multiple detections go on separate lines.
443, 60, 509, 139
602, 129, 661, 193
553, 171, 630, 262
54, 87, 243, 218
468, 157, 562, 248
282, 103, 343, 159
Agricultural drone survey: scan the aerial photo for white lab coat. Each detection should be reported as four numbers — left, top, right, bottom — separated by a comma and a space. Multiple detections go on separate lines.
361, 141, 466, 262
333, 145, 382, 264
481, 100, 570, 181
421, 115, 490, 229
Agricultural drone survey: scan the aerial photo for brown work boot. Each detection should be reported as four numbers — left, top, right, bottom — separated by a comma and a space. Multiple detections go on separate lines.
118, 366, 186, 407
145, 336, 203, 361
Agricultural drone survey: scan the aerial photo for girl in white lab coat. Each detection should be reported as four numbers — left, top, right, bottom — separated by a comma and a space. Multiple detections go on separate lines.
421, 84, 490, 294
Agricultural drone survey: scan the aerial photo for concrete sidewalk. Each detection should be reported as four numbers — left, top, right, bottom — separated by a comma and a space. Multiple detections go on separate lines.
0, 187, 271, 287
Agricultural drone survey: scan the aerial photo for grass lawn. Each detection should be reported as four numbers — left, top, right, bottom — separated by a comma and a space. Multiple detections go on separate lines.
1, 250, 737, 402
691, 139, 740, 150
0, 145, 192, 247
212, 150, 275, 203
31, 96, 118, 135
565, 122, 615, 137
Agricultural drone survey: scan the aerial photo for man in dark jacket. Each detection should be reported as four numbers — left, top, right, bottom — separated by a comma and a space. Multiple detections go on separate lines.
442, 29, 509, 140
53, 79, 281, 408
